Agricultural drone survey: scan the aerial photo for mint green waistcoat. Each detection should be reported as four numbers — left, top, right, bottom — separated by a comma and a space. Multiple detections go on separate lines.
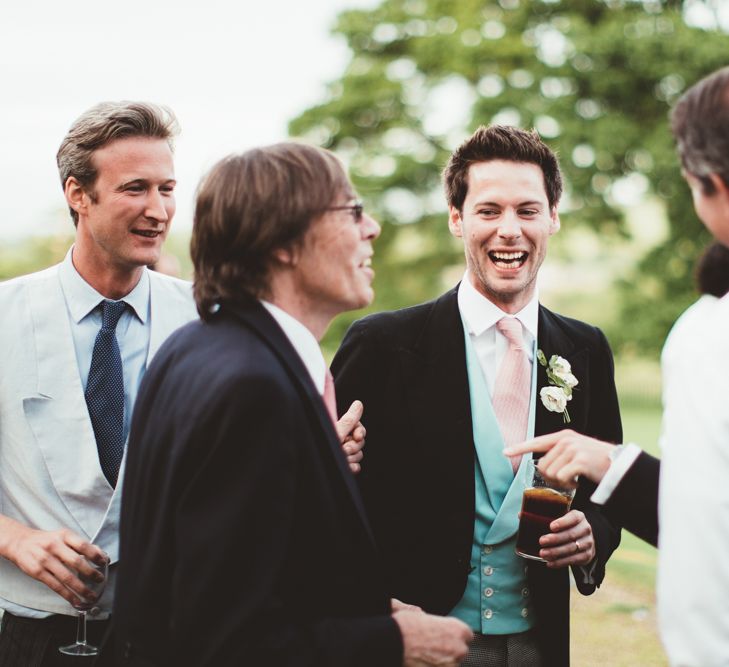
450, 321, 538, 635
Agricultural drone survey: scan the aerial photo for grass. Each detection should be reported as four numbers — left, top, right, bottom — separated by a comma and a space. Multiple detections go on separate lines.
571, 400, 666, 665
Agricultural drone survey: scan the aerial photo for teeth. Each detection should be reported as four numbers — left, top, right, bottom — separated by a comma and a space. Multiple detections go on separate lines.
492, 252, 525, 260
362, 258, 372, 267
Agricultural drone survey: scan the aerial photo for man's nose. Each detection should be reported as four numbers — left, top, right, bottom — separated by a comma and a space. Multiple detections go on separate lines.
362, 213, 381, 240
497, 211, 522, 238
145, 190, 171, 222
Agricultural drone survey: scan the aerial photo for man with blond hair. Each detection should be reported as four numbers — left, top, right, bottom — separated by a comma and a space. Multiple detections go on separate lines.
0, 102, 195, 665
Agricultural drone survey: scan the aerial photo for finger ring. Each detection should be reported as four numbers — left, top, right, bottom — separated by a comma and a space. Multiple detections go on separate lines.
575, 540, 581, 552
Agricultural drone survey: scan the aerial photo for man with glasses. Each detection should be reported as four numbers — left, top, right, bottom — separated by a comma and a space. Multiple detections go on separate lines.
0, 104, 364, 667
106, 143, 473, 666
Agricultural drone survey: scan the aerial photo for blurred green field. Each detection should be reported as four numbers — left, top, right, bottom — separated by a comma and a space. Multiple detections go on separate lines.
571, 399, 665, 666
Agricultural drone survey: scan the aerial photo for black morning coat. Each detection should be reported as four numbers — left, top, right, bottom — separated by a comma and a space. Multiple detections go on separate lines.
102, 301, 402, 667
604, 451, 660, 547
332, 287, 624, 667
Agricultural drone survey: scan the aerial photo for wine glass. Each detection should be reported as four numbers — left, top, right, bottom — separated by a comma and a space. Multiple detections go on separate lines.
59, 555, 109, 656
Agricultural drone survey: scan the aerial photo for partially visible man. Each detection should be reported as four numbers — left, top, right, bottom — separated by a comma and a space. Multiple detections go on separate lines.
107, 143, 472, 666
0, 102, 197, 666
332, 126, 623, 666
506, 66, 729, 666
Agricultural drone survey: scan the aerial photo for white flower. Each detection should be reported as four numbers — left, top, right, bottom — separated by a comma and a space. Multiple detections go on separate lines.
560, 372, 579, 389
540, 386, 569, 414
537, 349, 576, 423
549, 354, 571, 375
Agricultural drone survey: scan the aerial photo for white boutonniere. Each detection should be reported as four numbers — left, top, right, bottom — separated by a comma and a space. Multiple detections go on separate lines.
536, 350, 578, 424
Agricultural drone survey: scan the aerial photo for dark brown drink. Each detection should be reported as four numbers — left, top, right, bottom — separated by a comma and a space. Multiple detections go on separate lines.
515, 487, 572, 561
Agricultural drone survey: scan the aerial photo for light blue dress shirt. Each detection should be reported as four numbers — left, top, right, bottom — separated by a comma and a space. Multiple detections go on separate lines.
58, 248, 152, 447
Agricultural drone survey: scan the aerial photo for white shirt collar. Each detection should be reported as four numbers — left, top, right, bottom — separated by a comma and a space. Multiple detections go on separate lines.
457, 270, 539, 339
58, 246, 150, 323
260, 300, 327, 394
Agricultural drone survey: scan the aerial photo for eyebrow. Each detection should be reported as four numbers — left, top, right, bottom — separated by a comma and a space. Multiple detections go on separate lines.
117, 178, 177, 190
472, 199, 543, 208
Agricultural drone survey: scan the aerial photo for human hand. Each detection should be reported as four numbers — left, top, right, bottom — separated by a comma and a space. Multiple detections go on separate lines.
336, 400, 366, 474
391, 598, 423, 613
538, 509, 596, 568
1, 519, 108, 606
393, 610, 472, 667
504, 430, 614, 486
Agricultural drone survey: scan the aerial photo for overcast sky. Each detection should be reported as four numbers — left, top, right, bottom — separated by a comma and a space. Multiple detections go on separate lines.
0, 0, 377, 240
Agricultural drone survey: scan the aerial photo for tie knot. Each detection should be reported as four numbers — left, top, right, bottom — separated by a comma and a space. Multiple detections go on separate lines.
100, 300, 127, 331
496, 317, 525, 350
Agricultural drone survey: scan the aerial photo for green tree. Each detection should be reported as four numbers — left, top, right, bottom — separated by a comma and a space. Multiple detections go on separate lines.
290, 0, 728, 356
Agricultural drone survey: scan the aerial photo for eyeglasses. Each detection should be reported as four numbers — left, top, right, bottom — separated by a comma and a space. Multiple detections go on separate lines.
325, 200, 364, 223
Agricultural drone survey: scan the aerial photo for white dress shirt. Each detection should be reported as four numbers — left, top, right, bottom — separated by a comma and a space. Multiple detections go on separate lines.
261, 301, 327, 393
657, 293, 729, 666
457, 272, 538, 394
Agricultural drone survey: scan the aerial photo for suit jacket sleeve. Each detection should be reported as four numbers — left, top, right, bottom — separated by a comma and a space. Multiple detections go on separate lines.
569, 327, 623, 594
168, 372, 401, 666
602, 451, 659, 547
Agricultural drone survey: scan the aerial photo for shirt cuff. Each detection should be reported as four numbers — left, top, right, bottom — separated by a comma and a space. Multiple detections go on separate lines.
589, 443, 642, 505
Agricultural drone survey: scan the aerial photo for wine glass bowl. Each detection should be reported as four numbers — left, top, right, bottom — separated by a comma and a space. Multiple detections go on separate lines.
59, 556, 109, 656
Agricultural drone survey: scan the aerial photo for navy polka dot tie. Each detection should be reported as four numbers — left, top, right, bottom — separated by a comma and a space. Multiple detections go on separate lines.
85, 300, 127, 487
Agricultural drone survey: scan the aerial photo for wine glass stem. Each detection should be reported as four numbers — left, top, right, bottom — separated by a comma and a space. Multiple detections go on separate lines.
76, 611, 88, 646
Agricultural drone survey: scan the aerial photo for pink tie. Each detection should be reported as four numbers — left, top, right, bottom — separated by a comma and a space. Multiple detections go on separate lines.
492, 317, 530, 473
322, 369, 338, 426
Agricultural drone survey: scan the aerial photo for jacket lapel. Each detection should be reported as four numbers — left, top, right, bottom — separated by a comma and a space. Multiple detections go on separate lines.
535, 306, 589, 436
22, 268, 113, 540
226, 301, 377, 546
400, 288, 475, 489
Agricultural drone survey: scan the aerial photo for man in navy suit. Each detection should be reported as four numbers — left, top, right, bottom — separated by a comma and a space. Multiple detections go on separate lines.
108, 144, 473, 666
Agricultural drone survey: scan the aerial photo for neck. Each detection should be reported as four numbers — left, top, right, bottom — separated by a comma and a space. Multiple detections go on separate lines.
71, 247, 143, 300
268, 296, 331, 342
265, 275, 332, 342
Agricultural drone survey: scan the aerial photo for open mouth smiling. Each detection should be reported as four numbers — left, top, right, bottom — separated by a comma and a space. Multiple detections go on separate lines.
132, 229, 163, 239
488, 251, 528, 268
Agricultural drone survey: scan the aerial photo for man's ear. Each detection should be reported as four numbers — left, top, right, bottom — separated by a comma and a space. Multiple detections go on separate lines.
448, 206, 463, 238
549, 207, 561, 235
64, 177, 88, 217
708, 173, 729, 200
272, 245, 298, 267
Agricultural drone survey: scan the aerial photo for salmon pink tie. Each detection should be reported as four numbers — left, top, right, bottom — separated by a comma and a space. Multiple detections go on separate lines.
323, 369, 338, 426
493, 317, 531, 473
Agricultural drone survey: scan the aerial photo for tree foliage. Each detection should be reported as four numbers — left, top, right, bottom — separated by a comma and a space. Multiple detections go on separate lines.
290, 0, 728, 356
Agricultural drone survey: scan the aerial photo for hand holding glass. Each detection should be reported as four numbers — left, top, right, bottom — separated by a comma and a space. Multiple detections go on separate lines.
59, 554, 109, 656
515, 459, 576, 561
